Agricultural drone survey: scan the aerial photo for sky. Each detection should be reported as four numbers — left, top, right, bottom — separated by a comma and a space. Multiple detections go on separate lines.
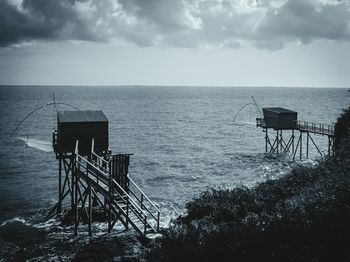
0, 0, 350, 87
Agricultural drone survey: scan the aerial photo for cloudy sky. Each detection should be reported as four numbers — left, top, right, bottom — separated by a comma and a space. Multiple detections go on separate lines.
1, 0, 350, 87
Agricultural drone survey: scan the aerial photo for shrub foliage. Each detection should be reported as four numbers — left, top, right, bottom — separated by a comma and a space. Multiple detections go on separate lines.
147, 107, 350, 261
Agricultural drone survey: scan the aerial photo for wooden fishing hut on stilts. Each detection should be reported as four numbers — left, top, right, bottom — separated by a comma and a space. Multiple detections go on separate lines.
52, 110, 160, 238
256, 108, 335, 159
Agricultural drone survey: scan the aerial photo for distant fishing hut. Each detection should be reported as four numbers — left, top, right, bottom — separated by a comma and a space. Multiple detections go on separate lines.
53, 110, 160, 237
256, 107, 335, 159
261, 108, 297, 130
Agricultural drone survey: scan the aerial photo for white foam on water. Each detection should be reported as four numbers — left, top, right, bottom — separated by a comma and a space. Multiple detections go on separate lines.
0, 216, 33, 227
17, 137, 53, 152
33, 218, 59, 229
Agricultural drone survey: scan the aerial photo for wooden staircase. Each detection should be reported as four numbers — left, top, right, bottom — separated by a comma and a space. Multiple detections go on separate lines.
72, 142, 160, 238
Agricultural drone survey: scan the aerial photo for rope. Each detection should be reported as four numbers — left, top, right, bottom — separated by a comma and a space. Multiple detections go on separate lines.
233, 96, 263, 123
233, 103, 252, 122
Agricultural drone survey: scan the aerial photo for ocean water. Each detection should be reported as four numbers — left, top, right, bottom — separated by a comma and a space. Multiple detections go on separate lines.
0, 86, 349, 259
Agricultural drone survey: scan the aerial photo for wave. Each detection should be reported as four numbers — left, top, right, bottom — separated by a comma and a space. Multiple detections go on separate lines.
17, 137, 53, 152
0, 216, 33, 227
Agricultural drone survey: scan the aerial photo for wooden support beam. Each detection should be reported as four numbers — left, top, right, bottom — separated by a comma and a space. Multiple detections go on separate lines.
58, 157, 62, 214
276, 130, 279, 154
308, 133, 323, 157
300, 132, 303, 160
284, 134, 294, 153
265, 128, 268, 152
280, 130, 283, 152
108, 173, 112, 233
292, 129, 295, 154
74, 163, 79, 236
306, 132, 309, 158
269, 137, 278, 153
292, 133, 301, 160
88, 184, 92, 237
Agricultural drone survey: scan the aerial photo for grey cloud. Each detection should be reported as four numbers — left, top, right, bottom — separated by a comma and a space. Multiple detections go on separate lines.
1, 0, 350, 49
0, 0, 100, 46
256, 0, 350, 49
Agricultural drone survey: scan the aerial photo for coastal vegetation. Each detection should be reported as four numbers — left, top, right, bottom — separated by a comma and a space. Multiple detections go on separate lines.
146, 107, 350, 261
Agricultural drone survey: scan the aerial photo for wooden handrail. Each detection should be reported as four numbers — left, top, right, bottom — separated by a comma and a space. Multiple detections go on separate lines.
76, 149, 160, 234
128, 188, 159, 222
128, 175, 161, 213
295, 120, 334, 135
76, 154, 148, 219
127, 175, 160, 230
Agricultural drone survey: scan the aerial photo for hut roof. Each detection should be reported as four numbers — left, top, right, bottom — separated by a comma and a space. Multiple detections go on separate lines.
263, 107, 297, 114
57, 110, 108, 123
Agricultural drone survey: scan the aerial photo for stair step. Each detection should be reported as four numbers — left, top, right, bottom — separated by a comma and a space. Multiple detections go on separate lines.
146, 228, 156, 234
146, 233, 162, 239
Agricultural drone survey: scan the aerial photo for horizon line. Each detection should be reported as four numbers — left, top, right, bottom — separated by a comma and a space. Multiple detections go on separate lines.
0, 84, 349, 89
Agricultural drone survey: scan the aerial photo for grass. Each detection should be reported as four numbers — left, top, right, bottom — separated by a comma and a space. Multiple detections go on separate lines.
146, 107, 350, 261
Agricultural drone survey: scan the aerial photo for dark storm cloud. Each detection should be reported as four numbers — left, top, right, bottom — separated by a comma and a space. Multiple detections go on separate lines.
0, 0, 100, 46
1, 0, 350, 49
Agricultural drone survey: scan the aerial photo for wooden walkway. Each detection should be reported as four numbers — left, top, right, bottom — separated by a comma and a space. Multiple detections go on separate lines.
256, 118, 335, 137
255, 118, 335, 159
295, 120, 334, 136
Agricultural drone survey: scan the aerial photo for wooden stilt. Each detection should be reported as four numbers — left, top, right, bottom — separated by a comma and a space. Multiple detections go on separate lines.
280, 130, 283, 152
300, 132, 303, 160
71, 157, 74, 211
88, 184, 92, 237
265, 128, 268, 153
58, 157, 62, 214
74, 169, 78, 237
276, 130, 279, 154
306, 132, 309, 158
292, 129, 295, 155
108, 171, 112, 233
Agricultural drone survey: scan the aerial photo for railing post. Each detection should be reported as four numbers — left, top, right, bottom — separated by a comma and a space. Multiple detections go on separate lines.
91, 138, 95, 158
74, 158, 79, 237
108, 162, 112, 233
88, 184, 92, 237
157, 212, 160, 232
126, 196, 129, 229
141, 194, 144, 210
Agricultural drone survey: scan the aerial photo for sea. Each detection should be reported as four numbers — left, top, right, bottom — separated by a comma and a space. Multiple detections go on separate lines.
0, 86, 349, 260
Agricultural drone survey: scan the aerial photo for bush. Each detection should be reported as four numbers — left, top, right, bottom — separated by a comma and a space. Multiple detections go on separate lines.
147, 107, 350, 261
